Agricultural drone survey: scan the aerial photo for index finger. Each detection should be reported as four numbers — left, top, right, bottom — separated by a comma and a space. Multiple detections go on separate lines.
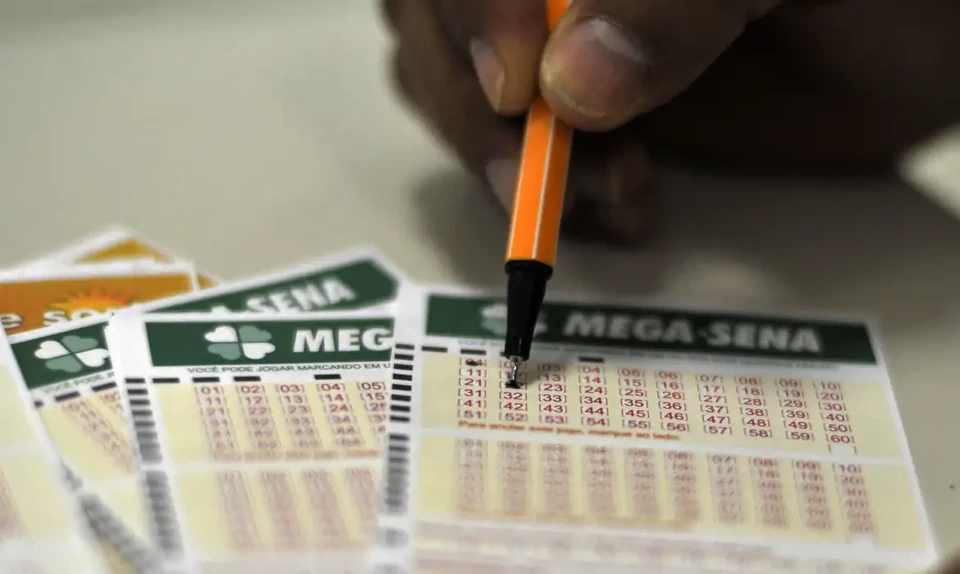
540, 0, 782, 131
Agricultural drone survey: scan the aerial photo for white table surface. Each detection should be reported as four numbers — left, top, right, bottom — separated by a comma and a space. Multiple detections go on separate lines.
2, 0, 959, 559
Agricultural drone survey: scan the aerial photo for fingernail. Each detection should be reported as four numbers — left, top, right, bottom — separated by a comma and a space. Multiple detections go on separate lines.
542, 17, 646, 119
470, 39, 506, 111
485, 158, 518, 210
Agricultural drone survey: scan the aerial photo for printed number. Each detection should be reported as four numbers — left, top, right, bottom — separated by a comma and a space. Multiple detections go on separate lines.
582, 417, 609, 427
540, 404, 567, 414
458, 399, 486, 409
540, 415, 567, 425
661, 422, 689, 432
459, 378, 486, 387
787, 431, 814, 441
828, 434, 854, 444
700, 405, 728, 414
500, 402, 527, 412
745, 428, 772, 438
702, 415, 730, 424
538, 393, 566, 403
580, 396, 607, 405
704, 425, 732, 435
779, 399, 805, 408
500, 412, 527, 422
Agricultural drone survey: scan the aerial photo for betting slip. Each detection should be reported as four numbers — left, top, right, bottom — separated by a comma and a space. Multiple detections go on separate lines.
1, 247, 404, 570
107, 311, 395, 574
0, 327, 109, 574
372, 285, 937, 574
9, 316, 166, 571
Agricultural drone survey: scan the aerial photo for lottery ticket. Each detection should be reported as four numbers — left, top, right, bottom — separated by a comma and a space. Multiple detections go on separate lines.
106, 311, 394, 574
0, 261, 200, 335
16, 225, 220, 288
120, 247, 404, 316
9, 316, 166, 571
0, 327, 108, 573
372, 285, 937, 574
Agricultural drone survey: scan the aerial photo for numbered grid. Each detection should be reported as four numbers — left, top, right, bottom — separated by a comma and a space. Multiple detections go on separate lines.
422, 354, 901, 458
157, 380, 388, 463
414, 436, 925, 551
177, 465, 380, 555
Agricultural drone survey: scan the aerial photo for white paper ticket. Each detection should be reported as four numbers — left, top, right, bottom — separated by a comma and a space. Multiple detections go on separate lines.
108, 311, 395, 574
372, 285, 938, 574
1, 249, 404, 571
0, 327, 108, 573
9, 316, 165, 571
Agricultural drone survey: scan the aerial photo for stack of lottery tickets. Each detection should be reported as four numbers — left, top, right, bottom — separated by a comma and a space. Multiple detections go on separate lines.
0, 225, 942, 574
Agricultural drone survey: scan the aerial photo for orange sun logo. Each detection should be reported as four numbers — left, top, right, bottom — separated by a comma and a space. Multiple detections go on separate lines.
51, 288, 135, 314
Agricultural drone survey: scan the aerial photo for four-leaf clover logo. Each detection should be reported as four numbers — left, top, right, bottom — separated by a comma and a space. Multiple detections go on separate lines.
204, 325, 275, 360
35, 336, 110, 373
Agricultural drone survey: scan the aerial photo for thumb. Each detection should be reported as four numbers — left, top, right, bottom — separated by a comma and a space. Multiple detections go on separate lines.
540, 0, 781, 131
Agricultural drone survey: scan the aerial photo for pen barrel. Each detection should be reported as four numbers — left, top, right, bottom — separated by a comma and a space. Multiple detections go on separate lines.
504, 97, 573, 267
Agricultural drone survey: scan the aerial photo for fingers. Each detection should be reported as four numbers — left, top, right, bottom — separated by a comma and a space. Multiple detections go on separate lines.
436, 0, 548, 115
383, 0, 657, 245
541, 0, 782, 131
387, 0, 525, 208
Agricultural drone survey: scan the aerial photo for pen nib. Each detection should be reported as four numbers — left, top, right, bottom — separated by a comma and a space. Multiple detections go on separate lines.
506, 356, 523, 389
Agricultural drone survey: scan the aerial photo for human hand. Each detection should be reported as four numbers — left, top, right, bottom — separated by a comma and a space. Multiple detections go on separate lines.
382, 0, 960, 245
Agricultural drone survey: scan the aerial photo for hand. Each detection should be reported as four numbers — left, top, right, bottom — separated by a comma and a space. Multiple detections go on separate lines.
382, 0, 960, 245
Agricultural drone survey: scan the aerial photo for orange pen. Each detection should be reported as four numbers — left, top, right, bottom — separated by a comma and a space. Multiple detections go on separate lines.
503, 0, 572, 387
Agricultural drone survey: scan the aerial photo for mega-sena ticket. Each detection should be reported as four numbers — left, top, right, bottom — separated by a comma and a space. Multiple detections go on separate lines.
0, 328, 108, 574
108, 311, 394, 574
372, 285, 937, 574
6, 248, 405, 570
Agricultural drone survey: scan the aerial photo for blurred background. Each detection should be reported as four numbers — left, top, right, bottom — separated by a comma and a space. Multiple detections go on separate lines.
1, 0, 959, 555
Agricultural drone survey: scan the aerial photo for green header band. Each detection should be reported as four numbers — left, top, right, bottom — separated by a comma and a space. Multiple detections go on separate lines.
13, 323, 112, 390
425, 294, 877, 364
156, 259, 398, 314
146, 318, 394, 367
